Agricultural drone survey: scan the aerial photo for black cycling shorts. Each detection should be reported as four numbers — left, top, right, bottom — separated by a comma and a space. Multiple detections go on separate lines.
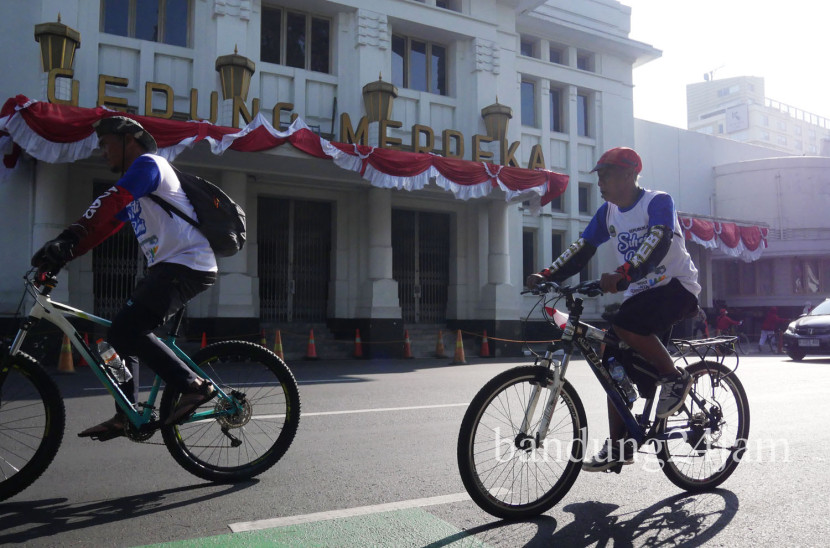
129, 262, 216, 323
610, 278, 698, 337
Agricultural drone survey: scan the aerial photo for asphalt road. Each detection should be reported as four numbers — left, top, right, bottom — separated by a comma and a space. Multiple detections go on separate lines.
1, 353, 828, 547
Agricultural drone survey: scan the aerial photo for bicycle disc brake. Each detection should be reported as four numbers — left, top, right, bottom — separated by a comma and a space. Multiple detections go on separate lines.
215, 390, 252, 429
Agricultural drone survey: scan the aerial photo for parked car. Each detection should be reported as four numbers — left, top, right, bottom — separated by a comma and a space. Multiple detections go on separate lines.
782, 298, 830, 361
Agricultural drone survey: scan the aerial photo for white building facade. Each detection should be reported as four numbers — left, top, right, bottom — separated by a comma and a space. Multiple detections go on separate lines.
4, 0, 815, 356
1, 0, 664, 357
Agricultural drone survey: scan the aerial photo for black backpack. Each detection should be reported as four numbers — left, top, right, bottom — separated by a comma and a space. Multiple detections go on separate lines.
149, 167, 246, 257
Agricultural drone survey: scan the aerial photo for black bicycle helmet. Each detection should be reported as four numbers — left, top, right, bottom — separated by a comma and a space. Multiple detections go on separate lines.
93, 116, 158, 153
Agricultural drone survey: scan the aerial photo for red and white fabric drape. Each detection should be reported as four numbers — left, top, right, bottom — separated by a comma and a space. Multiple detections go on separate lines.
0, 95, 568, 210
679, 215, 768, 262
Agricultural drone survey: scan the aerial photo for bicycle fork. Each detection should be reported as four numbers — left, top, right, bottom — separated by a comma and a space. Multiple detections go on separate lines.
517, 346, 569, 450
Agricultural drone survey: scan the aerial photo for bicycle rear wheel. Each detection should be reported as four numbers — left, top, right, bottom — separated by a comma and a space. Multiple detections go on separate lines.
457, 366, 587, 519
0, 353, 66, 501
657, 360, 750, 491
160, 341, 300, 482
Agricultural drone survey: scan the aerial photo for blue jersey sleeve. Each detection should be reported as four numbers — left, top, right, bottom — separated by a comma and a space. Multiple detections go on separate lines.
647, 193, 675, 227
581, 202, 611, 247
117, 155, 161, 200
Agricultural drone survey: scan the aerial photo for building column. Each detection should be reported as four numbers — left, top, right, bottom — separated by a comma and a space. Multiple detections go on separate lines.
210, 171, 256, 318
479, 200, 517, 319
32, 162, 71, 302
357, 187, 401, 318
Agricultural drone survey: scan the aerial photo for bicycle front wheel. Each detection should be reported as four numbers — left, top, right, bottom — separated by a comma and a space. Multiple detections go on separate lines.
657, 360, 750, 492
161, 341, 300, 482
457, 365, 587, 520
0, 353, 66, 501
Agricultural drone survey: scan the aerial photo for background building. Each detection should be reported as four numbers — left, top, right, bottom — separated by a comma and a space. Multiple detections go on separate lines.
687, 75, 830, 156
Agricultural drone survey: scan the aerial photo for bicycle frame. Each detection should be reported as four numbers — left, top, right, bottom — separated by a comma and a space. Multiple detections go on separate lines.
529, 286, 730, 448
9, 272, 235, 431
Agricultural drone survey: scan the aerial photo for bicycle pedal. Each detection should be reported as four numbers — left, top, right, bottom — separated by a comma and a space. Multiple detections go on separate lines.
605, 463, 624, 474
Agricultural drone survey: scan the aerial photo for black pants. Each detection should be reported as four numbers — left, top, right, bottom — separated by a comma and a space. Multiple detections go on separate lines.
108, 263, 216, 406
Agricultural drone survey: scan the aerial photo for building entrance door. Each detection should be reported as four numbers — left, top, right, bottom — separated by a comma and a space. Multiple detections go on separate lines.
258, 197, 331, 322
392, 209, 450, 323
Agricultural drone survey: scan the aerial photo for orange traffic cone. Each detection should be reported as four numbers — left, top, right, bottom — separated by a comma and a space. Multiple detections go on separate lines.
450, 330, 467, 365
305, 329, 319, 360
274, 330, 285, 361
200, 332, 208, 349
57, 334, 75, 373
77, 333, 90, 366
403, 330, 414, 359
260, 329, 267, 348
435, 330, 446, 358
480, 329, 491, 358
354, 329, 363, 358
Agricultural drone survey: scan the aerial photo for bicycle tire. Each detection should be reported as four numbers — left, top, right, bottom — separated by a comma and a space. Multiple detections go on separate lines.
656, 360, 750, 492
160, 341, 300, 482
457, 365, 587, 519
0, 353, 66, 501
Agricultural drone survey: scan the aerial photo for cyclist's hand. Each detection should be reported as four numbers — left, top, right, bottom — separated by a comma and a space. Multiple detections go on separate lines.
526, 273, 546, 290
600, 272, 627, 294
31, 234, 76, 269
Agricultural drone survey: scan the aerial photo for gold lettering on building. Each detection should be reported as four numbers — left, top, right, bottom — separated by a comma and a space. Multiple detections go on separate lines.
473, 134, 494, 163
50, 75, 554, 170
379, 119, 403, 149
97, 74, 128, 111
144, 82, 174, 118
46, 68, 79, 106
189, 88, 218, 123
411, 124, 434, 154
442, 129, 463, 159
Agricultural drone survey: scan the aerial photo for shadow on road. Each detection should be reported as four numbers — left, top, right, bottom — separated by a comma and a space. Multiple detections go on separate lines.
429, 489, 739, 547
0, 480, 258, 544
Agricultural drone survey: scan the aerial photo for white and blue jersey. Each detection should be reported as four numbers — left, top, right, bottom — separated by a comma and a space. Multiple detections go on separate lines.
116, 155, 217, 272
582, 189, 700, 300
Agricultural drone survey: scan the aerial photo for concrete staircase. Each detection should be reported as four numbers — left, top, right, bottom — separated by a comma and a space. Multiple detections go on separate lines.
402, 324, 481, 360
259, 323, 348, 362
257, 323, 484, 362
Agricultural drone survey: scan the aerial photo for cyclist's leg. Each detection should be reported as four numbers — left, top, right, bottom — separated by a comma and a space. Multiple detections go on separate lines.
109, 263, 216, 392
611, 280, 698, 419
611, 280, 697, 377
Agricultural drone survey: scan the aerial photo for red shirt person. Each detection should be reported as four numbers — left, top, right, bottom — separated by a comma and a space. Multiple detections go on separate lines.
715, 309, 741, 335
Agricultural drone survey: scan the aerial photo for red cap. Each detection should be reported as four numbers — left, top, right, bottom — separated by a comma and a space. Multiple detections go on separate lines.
590, 147, 642, 174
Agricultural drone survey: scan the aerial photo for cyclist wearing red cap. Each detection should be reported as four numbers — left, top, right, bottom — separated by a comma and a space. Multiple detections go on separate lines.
527, 146, 700, 472
715, 308, 741, 335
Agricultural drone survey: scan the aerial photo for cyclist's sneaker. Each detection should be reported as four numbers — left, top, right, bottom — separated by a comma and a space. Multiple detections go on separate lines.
582, 439, 635, 472
655, 368, 693, 418
166, 379, 216, 425
78, 412, 127, 442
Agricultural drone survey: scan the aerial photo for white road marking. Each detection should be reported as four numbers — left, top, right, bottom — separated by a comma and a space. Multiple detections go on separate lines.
228, 492, 471, 532
82, 378, 358, 392
300, 403, 468, 417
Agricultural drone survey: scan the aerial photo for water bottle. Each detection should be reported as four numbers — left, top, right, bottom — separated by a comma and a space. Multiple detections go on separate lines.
608, 356, 637, 404
96, 338, 132, 383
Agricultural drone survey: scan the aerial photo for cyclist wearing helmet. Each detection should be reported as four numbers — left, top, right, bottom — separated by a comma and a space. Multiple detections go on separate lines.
31, 116, 217, 440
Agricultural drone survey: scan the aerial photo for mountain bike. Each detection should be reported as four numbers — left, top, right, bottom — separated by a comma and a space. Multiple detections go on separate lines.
0, 268, 301, 502
457, 280, 750, 520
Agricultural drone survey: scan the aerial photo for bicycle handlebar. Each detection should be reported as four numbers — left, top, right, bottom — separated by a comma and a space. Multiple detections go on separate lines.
522, 275, 635, 297
521, 279, 604, 298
